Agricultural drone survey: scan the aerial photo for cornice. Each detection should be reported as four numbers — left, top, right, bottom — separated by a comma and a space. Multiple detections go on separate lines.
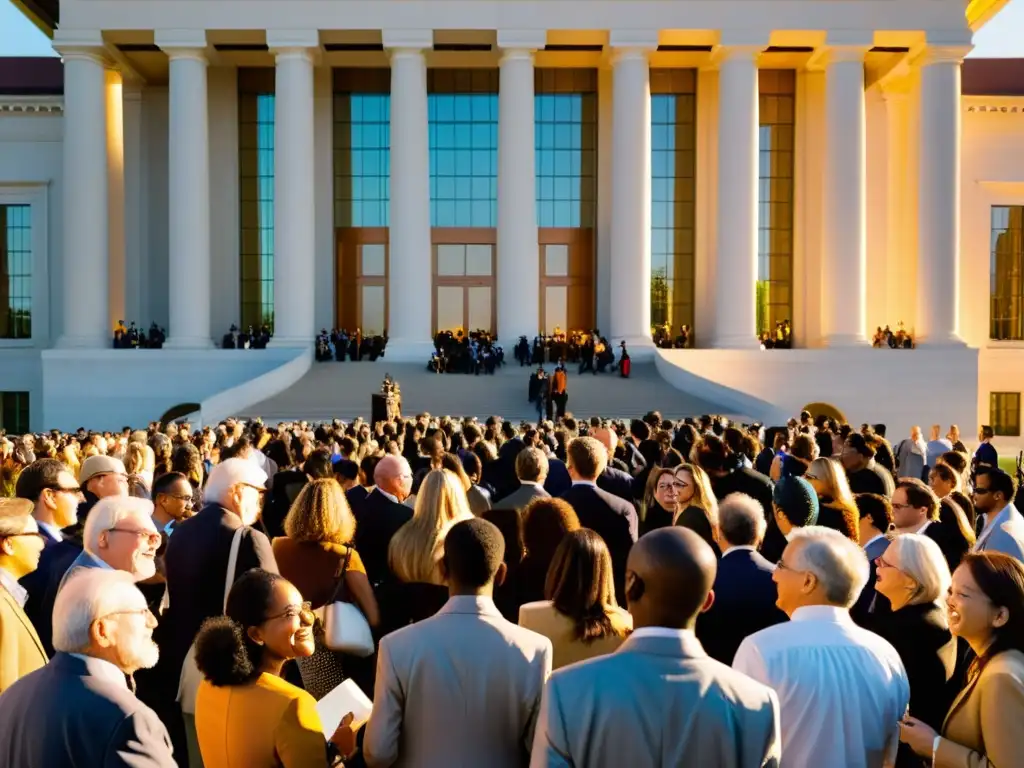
0, 96, 63, 114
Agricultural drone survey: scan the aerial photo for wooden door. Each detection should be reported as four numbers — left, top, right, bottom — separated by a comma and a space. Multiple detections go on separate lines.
539, 228, 594, 333
336, 227, 388, 335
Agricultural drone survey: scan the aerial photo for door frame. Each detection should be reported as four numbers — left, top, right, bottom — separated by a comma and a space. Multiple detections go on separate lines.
431, 228, 497, 335
539, 228, 594, 333
335, 227, 388, 334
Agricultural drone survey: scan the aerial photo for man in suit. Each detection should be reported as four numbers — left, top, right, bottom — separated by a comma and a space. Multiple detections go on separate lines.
697, 494, 786, 664
494, 422, 527, 501
591, 426, 634, 501
851, 493, 893, 624
363, 518, 552, 767
163, 458, 277, 720
531, 526, 781, 768
972, 467, 1024, 559
0, 498, 47, 692
15, 458, 84, 656
0, 568, 175, 767
892, 478, 970, 572
560, 437, 638, 605
353, 454, 414, 589
494, 447, 550, 513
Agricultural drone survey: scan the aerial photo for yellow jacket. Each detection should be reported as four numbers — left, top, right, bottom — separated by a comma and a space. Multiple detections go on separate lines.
0, 582, 47, 693
195, 672, 328, 768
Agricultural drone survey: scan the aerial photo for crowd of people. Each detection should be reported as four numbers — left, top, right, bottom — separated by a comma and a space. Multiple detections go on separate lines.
652, 323, 694, 349
873, 322, 916, 349
221, 324, 273, 349
0, 407, 1023, 767
316, 329, 388, 362
113, 320, 167, 349
429, 330, 504, 373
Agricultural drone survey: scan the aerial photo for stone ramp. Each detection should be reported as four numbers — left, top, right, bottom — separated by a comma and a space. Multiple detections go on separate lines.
236, 358, 726, 423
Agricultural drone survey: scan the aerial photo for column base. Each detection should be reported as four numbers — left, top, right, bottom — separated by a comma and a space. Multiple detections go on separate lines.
54, 333, 111, 350
710, 334, 761, 350
381, 339, 436, 364
269, 336, 315, 349
915, 333, 967, 348
164, 335, 214, 350
822, 334, 869, 348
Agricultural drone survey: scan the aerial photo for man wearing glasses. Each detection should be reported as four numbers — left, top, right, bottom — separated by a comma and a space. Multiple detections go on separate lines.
0, 497, 48, 692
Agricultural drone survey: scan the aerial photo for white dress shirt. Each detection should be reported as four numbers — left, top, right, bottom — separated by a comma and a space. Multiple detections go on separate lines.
0, 567, 28, 608
733, 604, 909, 768
37, 520, 63, 542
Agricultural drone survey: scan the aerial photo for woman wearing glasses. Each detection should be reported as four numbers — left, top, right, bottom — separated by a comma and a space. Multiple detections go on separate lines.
194, 569, 356, 767
638, 467, 679, 537
867, 534, 956, 767
900, 552, 1024, 768
672, 464, 721, 558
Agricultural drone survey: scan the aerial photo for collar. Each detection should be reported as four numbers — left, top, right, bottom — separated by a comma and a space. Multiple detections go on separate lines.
722, 545, 757, 558
619, 627, 707, 659
571, 480, 597, 488
790, 605, 853, 624
629, 627, 698, 642
977, 503, 1014, 543
37, 520, 63, 542
375, 488, 399, 504
68, 653, 129, 689
862, 533, 887, 551
519, 480, 540, 487
0, 567, 28, 608
437, 595, 504, 618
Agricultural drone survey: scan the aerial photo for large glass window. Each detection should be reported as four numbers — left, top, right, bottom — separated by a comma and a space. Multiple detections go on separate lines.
0, 205, 31, 339
991, 205, 1024, 341
239, 72, 275, 330
650, 70, 697, 332
991, 392, 1021, 437
535, 69, 597, 228
0, 392, 29, 433
334, 69, 391, 228
428, 70, 498, 228
757, 70, 796, 338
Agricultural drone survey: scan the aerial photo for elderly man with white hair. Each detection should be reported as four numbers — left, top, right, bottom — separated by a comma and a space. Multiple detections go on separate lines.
590, 425, 635, 501
733, 526, 909, 768
162, 458, 276, 743
0, 569, 176, 767
696, 493, 787, 664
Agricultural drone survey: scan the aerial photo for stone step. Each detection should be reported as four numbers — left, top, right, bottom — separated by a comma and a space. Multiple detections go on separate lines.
238, 358, 724, 423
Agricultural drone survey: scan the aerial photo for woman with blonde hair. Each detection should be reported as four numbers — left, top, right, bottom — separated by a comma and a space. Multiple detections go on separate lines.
272, 477, 379, 699
673, 463, 721, 557
640, 467, 679, 536
123, 442, 151, 498
804, 456, 860, 542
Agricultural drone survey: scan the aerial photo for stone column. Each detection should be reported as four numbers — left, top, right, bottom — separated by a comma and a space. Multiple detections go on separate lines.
882, 84, 910, 331
823, 47, 868, 345
496, 40, 540, 343
609, 44, 654, 352
917, 47, 969, 346
54, 42, 109, 348
268, 32, 317, 346
384, 32, 434, 361
158, 32, 213, 347
712, 47, 760, 348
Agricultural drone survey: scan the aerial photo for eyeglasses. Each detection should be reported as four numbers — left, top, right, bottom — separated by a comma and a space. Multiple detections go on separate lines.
43, 484, 82, 496
804, 474, 819, 482
655, 484, 678, 493
973, 488, 993, 496
95, 472, 129, 483
876, 556, 897, 570
239, 483, 266, 495
1, 531, 46, 544
891, 503, 917, 510
97, 607, 157, 627
162, 493, 194, 504
265, 601, 315, 625
107, 527, 162, 547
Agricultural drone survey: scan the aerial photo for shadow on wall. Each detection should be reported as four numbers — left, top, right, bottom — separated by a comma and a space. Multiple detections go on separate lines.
160, 403, 201, 425
802, 402, 847, 424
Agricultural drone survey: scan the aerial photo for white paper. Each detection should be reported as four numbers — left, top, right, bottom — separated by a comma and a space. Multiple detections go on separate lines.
316, 678, 373, 739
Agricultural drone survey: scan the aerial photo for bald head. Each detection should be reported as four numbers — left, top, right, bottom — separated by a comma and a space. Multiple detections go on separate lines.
591, 426, 617, 456
374, 454, 412, 501
626, 527, 717, 630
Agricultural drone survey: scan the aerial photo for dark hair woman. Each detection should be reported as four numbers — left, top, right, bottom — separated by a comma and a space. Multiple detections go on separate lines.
900, 553, 1024, 767
517, 497, 580, 606
482, 506, 526, 621
193, 569, 356, 767
518, 529, 632, 670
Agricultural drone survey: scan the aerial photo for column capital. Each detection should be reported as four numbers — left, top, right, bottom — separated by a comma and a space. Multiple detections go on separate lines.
714, 45, 762, 64
496, 30, 546, 52
382, 29, 433, 50
826, 46, 869, 65
52, 28, 105, 57
499, 48, 535, 65
609, 29, 659, 50
266, 29, 320, 51
155, 29, 208, 51
917, 45, 972, 67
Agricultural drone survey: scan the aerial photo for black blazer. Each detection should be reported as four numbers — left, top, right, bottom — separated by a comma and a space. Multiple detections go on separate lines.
712, 468, 774, 520
696, 548, 787, 664
18, 526, 64, 656
924, 516, 971, 573
675, 506, 722, 559
352, 488, 413, 588
866, 602, 956, 735
162, 504, 277, 684
559, 483, 638, 605
542, 458, 572, 498
596, 466, 634, 502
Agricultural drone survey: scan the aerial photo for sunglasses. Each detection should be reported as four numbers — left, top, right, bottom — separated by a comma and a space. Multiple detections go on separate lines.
265, 601, 315, 625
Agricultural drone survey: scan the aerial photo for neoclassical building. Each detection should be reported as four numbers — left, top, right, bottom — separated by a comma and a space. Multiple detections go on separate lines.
0, 0, 1022, 444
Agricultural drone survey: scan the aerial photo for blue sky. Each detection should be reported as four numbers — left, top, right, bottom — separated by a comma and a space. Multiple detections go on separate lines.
1, 0, 1023, 57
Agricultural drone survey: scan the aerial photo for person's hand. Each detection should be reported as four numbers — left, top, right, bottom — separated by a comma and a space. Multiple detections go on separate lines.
899, 714, 938, 757
330, 712, 358, 759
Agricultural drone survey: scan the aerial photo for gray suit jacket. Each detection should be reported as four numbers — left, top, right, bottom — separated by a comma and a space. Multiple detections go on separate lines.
974, 503, 1024, 560
57, 549, 111, 593
364, 595, 553, 768
0, 652, 176, 767
494, 483, 550, 512
530, 630, 781, 768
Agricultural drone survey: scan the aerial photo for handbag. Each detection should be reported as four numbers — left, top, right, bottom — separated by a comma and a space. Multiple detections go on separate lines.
321, 547, 375, 657
176, 525, 245, 714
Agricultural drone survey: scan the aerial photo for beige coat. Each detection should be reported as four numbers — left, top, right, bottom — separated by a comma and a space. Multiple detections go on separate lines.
936, 649, 1024, 768
0, 583, 47, 694
518, 601, 632, 670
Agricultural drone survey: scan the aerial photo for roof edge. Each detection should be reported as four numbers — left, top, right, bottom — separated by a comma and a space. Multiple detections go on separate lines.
10, 0, 56, 37
966, 0, 1012, 31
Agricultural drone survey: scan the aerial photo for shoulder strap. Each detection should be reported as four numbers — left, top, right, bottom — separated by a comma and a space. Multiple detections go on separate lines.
326, 546, 353, 604
223, 526, 245, 612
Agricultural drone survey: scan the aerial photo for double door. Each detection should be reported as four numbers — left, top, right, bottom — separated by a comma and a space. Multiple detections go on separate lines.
432, 230, 495, 336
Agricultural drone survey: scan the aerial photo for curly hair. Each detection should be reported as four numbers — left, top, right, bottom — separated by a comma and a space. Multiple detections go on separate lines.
283, 477, 356, 545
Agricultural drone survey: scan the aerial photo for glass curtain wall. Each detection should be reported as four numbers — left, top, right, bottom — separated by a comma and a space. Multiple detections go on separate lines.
238, 69, 276, 330
334, 69, 391, 228
650, 70, 697, 334
991, 205, 1024, 341
757, 70, 796, 339
0, 204, 31, 338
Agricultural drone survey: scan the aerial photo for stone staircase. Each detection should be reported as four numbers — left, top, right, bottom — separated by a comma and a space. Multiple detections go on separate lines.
236, 358, 727, 423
